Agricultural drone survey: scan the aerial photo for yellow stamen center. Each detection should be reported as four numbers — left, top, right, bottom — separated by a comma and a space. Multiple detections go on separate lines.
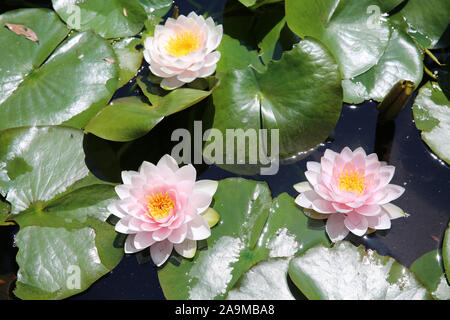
146, 192, 175, 220
338, 169, 366, 195
165, 31, 200, 57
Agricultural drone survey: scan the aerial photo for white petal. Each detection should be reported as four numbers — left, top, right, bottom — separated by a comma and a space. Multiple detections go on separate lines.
203, 51, 221, 67
174, 239, 197, 258
293, 182, 312, 193
107, 202, 126, 219
186, 215, 211, 240
381, 203, 407, 220
157, 154, 179, 172
197, 64, 216, 78
194, 180, 218, 197
161, 76, 185, 90
124, 234, 144, 254
177, 70, 199, 83
134, 232, 157, 250
115, 218, 136, 234
176, 164, 197, 182
150, 240, 173, 267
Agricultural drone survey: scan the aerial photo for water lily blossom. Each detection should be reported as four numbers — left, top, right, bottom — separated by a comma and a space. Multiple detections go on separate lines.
108, 155, 218, 266
294, 147, 406, 242
143, 12, 223, 90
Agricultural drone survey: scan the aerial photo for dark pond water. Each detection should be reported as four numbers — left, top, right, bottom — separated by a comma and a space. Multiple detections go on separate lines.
0, 0, 449, 300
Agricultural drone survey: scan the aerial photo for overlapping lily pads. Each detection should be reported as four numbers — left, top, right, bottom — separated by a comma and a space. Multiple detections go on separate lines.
390, 0, 450, 49
289, 241, 431, 300
52, 0, 148, 39
343, 29, 423, 104
85, 81, 214, 142
112, 37, 144, 89
0, 126, 123, 299
413, 82, 450, 165
285, 0, 392, 79
158, 179, 329, 299
0, 22, 119, 131
209, 38, 342, 171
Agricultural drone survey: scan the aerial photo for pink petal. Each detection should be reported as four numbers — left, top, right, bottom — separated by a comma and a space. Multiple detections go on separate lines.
340, 147, 353, 161
186, 215, 211, 240
320, 157, 333, 176
305, 170, 319, 185
115, 218, 137, 234
168, 224, 188, 244
366, 212, 391, 230
378, 184, 405, 204
312, 199, 335, 214
152, 227, 172, 241
355, 204, 381, 216
344, 213, 368, 236
176, 164, 197, 182
121, 170, 140, 184
150, 240, 173, 267
326, 213, 349, 242
331, 202, 353, 213
107, 201, 126, 219
134, 232, 157, 250
306, 161, 321, 173
157, 154, 179, 172
115, 185, 130, 199
161, 76, 185, 90
323, 149, 338, 162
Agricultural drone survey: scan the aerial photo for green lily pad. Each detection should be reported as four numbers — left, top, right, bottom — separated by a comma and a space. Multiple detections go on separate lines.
289, 241, 431, 300
136, 0, 173, 18
0, 200, 13, 226
0, 126, 123, 300
285, 0, 391, 79
216, 34, 265, 73
0, 9, 69, 106
444, 223, 450, 283
410, 250, 450, 300
112, 37, 144, 89
412, 82, 450, 165
258, 17, 286, 64
343, 28, 423, 104
390, 0, 450, 49
52, 0, 147, 39
158, 179, 329, 300
85, 81, 214, 142
226, 258, 295, 300
209, 38, 342, 172
0, 30, 118, 131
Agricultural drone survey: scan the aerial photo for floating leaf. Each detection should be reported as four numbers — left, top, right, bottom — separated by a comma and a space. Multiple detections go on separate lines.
343, 29, 423, 104
4, 23, 39, 42
289, 241, 431, 300
285, 0, 391, 79
209, 38, 342, 173
410, 250, 450, 300
0, 200, 13, 226
226, 258, 295, 300
0, 126, 123, 299
390, 0, 450, 49
412, 82, 450, 164
111, 37, 144, 89
0, 30, 119, 131
85, 80, 214, 142
216, 34, 265, 73
158, 180, 328, 300
258, 17, 286, 64
52, 0, 147, 39
0, 9, 69, 106
136, 0, 173, 18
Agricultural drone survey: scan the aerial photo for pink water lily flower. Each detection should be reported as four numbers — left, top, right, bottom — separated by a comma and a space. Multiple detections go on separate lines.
108, 155, 218, 266
294, 147, 406, 242
144, 11, 223, 90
